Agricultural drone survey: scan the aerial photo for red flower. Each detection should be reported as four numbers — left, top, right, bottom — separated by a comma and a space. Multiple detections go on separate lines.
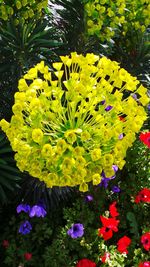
109, 201, 119, 218
135, 188, 150, 203
98, 216, 120, 241
117, 236, 131, 254
140, 132, 150, 148
139, 262, 150, 267
24, 252, 32, 261
101, 252, 110, 263
141, 232, 150, 251
76, 258, 96, 267
2, 240, 9, 248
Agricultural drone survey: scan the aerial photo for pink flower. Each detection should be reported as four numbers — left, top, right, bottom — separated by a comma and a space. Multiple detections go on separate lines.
139, 262, 150, 267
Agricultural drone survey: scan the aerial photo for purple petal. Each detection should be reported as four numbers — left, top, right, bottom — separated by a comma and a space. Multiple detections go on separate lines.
67, 223, 84, 239
29, 205, 47, 218
85, 195, 93, 202
105, 105, 113, 111
132, 93, 138, 100
100, 100, 105, 105
119, 133, 123, 140
111, 185, 121, 193
19, 220, 32, 235
16, 204, 31, 214
112, 165, 118, 173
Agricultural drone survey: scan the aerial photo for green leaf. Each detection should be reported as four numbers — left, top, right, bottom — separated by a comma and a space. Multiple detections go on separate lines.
126, 211, 139, 238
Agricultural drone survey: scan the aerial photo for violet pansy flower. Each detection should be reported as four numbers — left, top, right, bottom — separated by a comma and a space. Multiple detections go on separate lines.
67, 223, 84, 239
19, 220, 32, 235
29, 204, 47, 218
17, 204, 31, 214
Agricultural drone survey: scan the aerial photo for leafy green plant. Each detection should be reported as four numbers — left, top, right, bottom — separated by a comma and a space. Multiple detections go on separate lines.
0, 18, 63, 120
18, 174, 75, 211
111, 29, 150, 88
0, 131, 21, 205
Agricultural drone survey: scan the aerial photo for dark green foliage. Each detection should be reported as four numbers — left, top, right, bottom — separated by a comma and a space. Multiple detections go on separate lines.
18, 174, 75, 211
111, 29, 150, 88
0, 132, 21, 205
0, 18, 63, 120
126, 212, 139, 237
49, 0, 85, 53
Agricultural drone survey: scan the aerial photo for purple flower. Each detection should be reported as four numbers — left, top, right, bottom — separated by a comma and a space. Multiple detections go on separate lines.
105, 105, 113, 111
16, 204, 31, 214
100, 100, 105, 105
99, 170, 116, 188
85, 195, 93, 202
19, 220, 32, 235
119, 133, 124, 140
99, 177, 110, 188
29, 204, 47, 218
132, 93, 138, 100
112, 165, 118, 173
148, 104, 150, 111
67, 223, 84, 239
111, 185, 121, 193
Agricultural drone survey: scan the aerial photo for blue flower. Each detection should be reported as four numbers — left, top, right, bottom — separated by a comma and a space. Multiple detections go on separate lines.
29, 204, 47, 218
67, 223, 84, 239
85, 195, 93, 202
105, 105, 113, 111
19, 220, 32, 235
111, 185, 121, 193
16, 204, 31, 214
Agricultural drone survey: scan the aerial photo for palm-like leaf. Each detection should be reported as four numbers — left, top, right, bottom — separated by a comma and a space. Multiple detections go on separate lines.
111, 29, 150, 88
48, 0, 115, 57
0, 18, 63, 73
0, 132, 21, 205
17, 174, 75, 211
48, 0, 85, 53
0, 18, 63, 120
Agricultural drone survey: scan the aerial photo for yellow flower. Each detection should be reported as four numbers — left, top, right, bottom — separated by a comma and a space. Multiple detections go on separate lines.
0, 119, 9, 132
57, 139, 67, 154
65, 130, 77, 144
79, 183, 88, 192
41, 144, 53, 157
32, 129, 43, 144
91, 148, 101, 161
92, 173, 101, 185
0, 53, 148, 191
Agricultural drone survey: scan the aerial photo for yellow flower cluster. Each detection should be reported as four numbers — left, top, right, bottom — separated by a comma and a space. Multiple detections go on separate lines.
0, 0, 48, 23
0, 53, 149, 191
83, 0, 150, 41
